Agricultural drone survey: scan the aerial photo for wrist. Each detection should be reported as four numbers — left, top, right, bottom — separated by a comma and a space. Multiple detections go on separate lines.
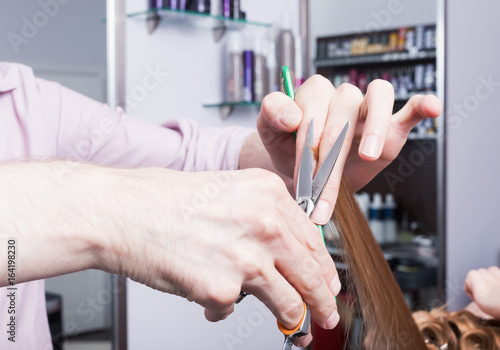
90, 166, 177, 278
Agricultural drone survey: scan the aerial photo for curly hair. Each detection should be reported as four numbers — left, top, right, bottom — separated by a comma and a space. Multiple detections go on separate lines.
413, 308, 500, 350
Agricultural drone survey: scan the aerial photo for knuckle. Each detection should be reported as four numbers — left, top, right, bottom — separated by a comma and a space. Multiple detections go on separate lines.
322, 127, 347, 146
260, 171, 288, 195
242, 262, 266, 282
300, 261, 323, 292
305, 233, 327, 255
369, 78, 394, 92
336, 83, 363, 99
204, 284, 239, 307
256, 214, 283, 242
284, 300, 305, 323
305, 74, 334, 92
317, 298, 337, 319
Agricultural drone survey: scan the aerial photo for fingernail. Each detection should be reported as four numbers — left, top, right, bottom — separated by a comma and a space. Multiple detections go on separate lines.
361, 134, 381, 158
278, 106, 300, 128
329, 277, 341, 295
311, 200, 331, 224
326, 310, 340, 329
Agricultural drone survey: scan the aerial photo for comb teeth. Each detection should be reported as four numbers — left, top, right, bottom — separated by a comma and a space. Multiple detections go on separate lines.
281, 66, 295, 100
283, 82, 290, 96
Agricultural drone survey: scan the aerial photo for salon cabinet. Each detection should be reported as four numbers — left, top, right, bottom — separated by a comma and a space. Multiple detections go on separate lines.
311, 22, 443, 315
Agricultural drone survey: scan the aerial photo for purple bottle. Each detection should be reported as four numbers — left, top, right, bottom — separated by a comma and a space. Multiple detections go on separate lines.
243, 50, 254, 103
149, 0, 164, 9
222, 0, 240, 19
167, 0, 188, 10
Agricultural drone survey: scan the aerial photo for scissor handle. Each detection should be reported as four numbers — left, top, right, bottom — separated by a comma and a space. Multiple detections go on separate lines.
277, 301, 308, 336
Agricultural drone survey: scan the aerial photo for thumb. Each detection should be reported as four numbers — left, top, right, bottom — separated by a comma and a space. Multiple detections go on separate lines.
257, 92, 303, 136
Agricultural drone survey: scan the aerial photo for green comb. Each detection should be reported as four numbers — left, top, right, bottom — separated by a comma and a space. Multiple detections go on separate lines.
281, 66, 295, 100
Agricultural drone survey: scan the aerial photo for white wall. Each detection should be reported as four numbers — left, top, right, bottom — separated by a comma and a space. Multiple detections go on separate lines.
0, 0, 106, 68
445, 0, 500, 310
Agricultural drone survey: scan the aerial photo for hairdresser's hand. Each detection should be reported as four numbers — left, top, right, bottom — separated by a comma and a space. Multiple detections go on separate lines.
257, 75, 442, 224
464, 266, 500, 319
100, 167, 340, 335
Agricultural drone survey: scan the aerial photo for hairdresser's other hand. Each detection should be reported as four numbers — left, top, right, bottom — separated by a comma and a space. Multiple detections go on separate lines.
257, 76, 442, 224
464, 266, 500, 319
99, 167, 340, 334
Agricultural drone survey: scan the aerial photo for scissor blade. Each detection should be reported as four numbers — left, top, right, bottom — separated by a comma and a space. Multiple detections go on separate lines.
311, 121, 349, 205
296, 119, 315, 200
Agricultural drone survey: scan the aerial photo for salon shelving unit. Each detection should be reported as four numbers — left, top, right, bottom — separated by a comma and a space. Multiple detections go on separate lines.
124, 7, 271, 118
315, 49, 436, 68
315, 25, 442, 310
315, 25, 438, 139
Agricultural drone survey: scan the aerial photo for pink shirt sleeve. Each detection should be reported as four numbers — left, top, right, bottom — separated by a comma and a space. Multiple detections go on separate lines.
0, 62, 255, 349
0, 62, 254, 171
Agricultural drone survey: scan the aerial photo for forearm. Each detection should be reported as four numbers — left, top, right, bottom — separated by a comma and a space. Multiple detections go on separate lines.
0, 161, 170, 286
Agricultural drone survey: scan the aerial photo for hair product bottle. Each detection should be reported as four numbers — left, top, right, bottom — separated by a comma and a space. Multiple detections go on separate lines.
149, 0, 163, 9
295, 36, 304, 88
355, 192, 371, 219
167, 0, 188, 10
222, 0, 240, 19
210, 0, 220, 16
384, 194, 398, 243
266, 39, 279, 93
369, 193, 385, 243
253, 36, 267, 102
189, 0, 211, 13
226, 32, 243, 102
278, 12, 295, 90
243, 49, 254, 103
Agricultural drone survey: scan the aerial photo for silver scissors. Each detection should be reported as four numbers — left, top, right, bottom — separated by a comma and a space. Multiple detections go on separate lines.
277, 118, 349, 350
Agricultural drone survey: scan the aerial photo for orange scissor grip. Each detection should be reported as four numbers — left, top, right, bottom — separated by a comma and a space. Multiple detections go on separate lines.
277, 301, 308, 335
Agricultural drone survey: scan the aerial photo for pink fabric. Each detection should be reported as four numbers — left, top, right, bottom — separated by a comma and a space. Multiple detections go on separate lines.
0, 62, 254, 349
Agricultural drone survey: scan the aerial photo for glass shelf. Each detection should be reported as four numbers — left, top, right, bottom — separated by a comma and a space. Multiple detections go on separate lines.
128, 8, 271, 32
203, 101, 261, 119
203, 101, 261, 108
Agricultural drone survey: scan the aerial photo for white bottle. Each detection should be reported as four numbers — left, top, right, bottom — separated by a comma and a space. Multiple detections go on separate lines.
369, 193, 385, 243
294, 36, 304, 88
226, 32, 243, 102
278, 12, 295, 87
253, 36, 266, 102
355, 192, 371, 219
384, 194, 398, 243
266, 41, 278, 93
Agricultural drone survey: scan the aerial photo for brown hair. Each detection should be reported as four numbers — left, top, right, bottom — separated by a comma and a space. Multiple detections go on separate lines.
333, 178, 427, 349
333, 178, 500, 349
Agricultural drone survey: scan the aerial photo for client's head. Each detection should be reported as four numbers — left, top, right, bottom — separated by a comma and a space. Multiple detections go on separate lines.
413, 308, 500, 350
